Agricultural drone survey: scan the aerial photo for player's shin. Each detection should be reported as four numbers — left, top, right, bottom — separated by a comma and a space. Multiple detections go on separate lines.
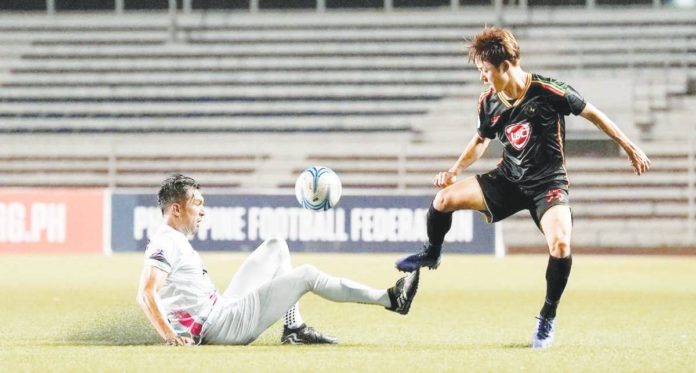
539, 255, 573, 319
426, 203, 453, 254
311, 270, 390, 307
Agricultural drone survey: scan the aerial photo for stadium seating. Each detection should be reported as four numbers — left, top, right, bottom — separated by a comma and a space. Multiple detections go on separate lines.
0, 8, 695, 248
1, 10, 693, 135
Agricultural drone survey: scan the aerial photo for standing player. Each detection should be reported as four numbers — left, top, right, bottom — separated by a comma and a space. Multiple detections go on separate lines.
395, 27, 651, 349
137, 174, 419, 346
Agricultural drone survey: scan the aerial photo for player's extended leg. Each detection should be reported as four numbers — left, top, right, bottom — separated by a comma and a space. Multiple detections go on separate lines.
243, 264, 420, 344
396, 176, 487, 272
221, 237, 326, 343
532, 204, 573, 349
222, 237, 292, 298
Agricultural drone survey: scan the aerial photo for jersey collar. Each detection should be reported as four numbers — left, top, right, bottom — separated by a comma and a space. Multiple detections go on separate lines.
497, 72, 532, 108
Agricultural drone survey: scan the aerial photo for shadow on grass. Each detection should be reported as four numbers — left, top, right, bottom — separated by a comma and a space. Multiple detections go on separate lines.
62, 308, 161, 346
502, 342, 531, 349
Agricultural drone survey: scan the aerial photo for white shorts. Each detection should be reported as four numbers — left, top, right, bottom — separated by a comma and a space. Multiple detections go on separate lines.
201, 291, 261, 345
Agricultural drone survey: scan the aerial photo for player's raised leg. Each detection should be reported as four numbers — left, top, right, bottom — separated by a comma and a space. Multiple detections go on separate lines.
222, 237, 292, 298
396, 176, 487, 272
234, 265, 420, 344
221, 237, 332, 344
532, 204, 573, 349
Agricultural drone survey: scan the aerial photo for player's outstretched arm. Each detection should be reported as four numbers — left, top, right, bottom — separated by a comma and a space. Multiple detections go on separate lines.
136, 265, 194, 346
580, 102, 651, 175
434, 133, 490, 188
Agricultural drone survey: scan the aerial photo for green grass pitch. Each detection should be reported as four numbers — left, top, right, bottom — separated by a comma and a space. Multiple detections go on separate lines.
1, 253, 695, 372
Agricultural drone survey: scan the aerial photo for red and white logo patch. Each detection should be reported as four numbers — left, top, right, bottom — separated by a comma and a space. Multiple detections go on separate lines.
546, 189, 566, 204
505, 121, 531, 150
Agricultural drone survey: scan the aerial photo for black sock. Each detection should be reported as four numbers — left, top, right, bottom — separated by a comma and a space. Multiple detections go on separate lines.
426, 203, 452, 253
540, 255, 572, 319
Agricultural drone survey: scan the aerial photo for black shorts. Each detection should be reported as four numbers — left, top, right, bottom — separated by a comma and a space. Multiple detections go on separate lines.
476, 168, 570, 230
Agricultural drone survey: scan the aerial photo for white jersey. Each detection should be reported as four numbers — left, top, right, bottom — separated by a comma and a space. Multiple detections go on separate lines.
144, 224, 219, 340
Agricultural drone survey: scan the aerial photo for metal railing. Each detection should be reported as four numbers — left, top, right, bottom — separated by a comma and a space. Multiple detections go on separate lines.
33, 0, 685, 15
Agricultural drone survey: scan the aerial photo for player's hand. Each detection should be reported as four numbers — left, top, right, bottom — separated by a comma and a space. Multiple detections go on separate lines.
625, 145, 651, 175
165, 335, 195, 346
433, 171, 457, 188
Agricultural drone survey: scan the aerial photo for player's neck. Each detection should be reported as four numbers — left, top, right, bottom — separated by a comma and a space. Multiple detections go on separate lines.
164, 215, 189, 236
501, 68, 528, 100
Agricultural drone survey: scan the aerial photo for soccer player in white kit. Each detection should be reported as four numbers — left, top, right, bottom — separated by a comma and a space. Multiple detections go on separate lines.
137, 174, 420, 346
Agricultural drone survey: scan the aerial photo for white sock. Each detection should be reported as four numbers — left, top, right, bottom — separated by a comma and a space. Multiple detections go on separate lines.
313, 274, 391, 308
283, 303, 305, 329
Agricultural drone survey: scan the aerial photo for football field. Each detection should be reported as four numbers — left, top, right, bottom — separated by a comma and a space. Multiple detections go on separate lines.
1, 253, 695, 372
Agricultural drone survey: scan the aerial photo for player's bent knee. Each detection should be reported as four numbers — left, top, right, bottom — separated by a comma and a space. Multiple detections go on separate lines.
433, 189, 456, 211
263, 237, 290, 254
433, 191, 446, 211
549, 239, 571, 258
434, 183, 481, 212
295, 264, 320, 289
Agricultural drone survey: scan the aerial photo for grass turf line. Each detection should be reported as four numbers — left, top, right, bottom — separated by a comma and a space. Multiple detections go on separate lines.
1, 253, 694, 372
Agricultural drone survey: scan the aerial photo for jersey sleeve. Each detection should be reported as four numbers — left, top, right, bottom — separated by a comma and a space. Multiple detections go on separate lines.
547, 82, 586, 116
476, 90, 496, 139
563, 85, 587, 116
144, 236, 176, 273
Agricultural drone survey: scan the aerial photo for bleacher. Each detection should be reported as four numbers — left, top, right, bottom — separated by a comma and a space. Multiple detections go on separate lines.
1, 10, 694, 134
0, 8, 695, 248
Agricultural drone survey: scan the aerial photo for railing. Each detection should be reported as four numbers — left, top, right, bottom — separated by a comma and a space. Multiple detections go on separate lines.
6, 0, 691, 15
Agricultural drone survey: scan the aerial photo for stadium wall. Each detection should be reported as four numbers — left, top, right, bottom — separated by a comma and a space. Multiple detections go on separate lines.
0, 188, 105, 253
0, 188, 501, 255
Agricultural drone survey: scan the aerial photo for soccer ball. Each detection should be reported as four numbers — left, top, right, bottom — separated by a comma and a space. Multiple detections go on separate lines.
294, 166, 342, 211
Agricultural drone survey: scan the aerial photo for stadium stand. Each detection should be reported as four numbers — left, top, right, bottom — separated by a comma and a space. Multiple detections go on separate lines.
0, 7, 694, 248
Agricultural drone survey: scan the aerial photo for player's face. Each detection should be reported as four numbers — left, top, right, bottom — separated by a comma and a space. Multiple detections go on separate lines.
181, 189, 205, 235
476, 60, 507, 93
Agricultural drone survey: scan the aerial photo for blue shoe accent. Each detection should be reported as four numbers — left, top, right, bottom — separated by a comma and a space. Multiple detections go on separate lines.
531, 316, 556, 349
395, 245, 441, 272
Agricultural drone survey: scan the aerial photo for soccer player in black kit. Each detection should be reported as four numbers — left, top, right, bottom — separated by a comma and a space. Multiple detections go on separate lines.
395, 27, 651, 349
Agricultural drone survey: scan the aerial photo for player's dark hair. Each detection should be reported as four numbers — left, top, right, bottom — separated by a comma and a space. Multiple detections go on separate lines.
468, 26, 520, 68
157, 174, 199, 213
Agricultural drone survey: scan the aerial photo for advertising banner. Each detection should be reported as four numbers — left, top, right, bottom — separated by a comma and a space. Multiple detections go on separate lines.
0, 188, 105, 253
112, 193, 500, 254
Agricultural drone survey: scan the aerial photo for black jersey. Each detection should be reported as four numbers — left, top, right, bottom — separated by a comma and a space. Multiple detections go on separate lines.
476, 73, 586, 190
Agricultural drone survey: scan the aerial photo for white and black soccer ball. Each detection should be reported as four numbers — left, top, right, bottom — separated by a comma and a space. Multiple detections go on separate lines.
294, 166, 342, 211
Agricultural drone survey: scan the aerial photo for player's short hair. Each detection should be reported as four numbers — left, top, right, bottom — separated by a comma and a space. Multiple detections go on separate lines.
157, 174, 200, 212
468, 26, 520, 68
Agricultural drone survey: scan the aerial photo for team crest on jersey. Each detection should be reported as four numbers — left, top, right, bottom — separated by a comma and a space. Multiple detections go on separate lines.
505, 121, 532, 150
524, 102, 540, 118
